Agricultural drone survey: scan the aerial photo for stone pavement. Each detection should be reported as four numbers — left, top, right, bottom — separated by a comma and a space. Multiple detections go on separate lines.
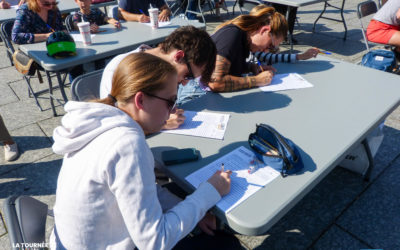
1, 0, 400, 249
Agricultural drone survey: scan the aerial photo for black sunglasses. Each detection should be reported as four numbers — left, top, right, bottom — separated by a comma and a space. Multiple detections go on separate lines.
184, 57, 195, 81
144, 92, 177, 112
42, 1, 58, 6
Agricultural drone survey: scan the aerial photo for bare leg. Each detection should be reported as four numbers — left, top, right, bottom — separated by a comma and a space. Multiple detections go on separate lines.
388, 30, 400, 52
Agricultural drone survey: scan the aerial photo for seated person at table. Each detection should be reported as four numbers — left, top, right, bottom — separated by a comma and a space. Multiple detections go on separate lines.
208, 5, 288, 92
119, 0, 171, 23
0, 0, 23, 9
366, 0, 400, 59
50, 53, 232, 249
11, 0, 63, 44
72, 0, 121, 32
99, 26, 217, 130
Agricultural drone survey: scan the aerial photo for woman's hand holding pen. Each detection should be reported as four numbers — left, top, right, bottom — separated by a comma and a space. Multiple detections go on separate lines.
109, 19, 121, 29
208, 168, 232, 196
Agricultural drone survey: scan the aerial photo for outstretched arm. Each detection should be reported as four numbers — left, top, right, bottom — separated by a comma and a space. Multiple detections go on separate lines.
208, 55, 274, 92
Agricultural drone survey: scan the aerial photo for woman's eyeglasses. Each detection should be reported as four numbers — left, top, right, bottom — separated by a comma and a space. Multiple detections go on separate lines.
144, 92, 177, 112
42, 1, 58, 7
184, 57, 195, 81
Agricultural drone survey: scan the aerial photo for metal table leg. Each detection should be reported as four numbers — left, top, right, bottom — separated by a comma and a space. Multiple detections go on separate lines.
312, 0, 347, 40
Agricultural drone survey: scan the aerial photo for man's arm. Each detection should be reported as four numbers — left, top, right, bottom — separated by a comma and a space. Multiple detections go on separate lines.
119, 8, 150, 22
158, 4, 171, 22
208, 55, 274, 92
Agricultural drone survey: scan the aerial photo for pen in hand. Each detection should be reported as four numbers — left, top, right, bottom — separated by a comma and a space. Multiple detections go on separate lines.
221, 163, 224, 172
257, 61, 264, 72
46, 24, 55, 32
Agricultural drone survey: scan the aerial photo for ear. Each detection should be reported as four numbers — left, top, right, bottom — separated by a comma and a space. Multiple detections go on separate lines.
173, 50, 185, 64
134, 92, 145, 110
260, 25, 271, 34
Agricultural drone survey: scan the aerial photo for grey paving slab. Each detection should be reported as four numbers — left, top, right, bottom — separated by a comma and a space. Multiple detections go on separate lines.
0, 83, 18, 106
0, 66, 23, 84
0, 45, 12, 69
0, 123, 53, 175
0, 99, 57, 131
337, 156, 400, 249
311, 225, 370, 250
0, 154, 61, 250
236, 167, 367, 249
37, 116, 63, 140
9, 78, 70, 115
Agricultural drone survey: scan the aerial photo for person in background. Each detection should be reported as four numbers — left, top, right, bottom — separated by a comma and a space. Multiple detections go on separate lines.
99, 26, 217, 130
209, 5, 287, 92
11, 0, 63, 44
50, 53, 232, 249
0, 0, 24, 9
119, 0, 171, 23
1, 115, 19, 162
72, 0, 121, 33
366, 0, 400, 60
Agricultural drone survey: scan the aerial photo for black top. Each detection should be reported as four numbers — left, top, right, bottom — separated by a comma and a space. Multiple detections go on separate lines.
211, 24, 250, 76
119, 0, 165, 16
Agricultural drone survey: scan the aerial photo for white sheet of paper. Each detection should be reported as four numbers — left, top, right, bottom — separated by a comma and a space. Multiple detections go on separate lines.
161, 111, 230, 140
259, 73, 313, 92
143, 21, 171, 28
69, 33, 96, 43
10, 5, 19, 9
186, 146, 280, 213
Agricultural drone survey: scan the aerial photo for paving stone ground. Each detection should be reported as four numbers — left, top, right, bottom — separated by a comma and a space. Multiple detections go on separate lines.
1, 1, 399, 249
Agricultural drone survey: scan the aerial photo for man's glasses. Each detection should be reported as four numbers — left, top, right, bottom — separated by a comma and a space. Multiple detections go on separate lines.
144, 92, 177, 112
268, 34, 279, 54
42, 1, 58, 7
184, 57, 195, 81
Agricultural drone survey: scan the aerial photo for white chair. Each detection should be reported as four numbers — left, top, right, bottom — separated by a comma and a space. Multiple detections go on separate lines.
3, 196, 50, 249
71, 69, 104, 101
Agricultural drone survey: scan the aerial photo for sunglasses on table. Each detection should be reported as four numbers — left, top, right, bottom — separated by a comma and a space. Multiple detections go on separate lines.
144, 92, 177, 112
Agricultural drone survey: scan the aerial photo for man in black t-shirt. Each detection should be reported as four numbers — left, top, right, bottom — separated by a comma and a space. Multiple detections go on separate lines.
119, 0, 171, 23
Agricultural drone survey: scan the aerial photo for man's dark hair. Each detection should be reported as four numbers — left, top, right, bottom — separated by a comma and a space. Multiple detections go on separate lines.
160, 26, 216, 84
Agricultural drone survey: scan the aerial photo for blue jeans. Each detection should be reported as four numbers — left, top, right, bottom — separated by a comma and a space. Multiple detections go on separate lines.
177, 79, 207, 106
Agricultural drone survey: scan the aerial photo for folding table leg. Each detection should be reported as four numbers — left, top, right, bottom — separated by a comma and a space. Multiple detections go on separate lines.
362, 138, 374, 182
312, 0, 347, 40
56, 72, 68, 103
46, 71, 57, 116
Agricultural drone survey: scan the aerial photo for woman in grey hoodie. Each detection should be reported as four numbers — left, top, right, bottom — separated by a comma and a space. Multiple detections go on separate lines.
51, 53, 232, 250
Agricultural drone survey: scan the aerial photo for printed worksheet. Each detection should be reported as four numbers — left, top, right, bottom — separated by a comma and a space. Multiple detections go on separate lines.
259, 73, 313, 92
185, 146, 280, 213
69, 33, 96, 43
143, 21, 172, 28
162, 111, 230, 140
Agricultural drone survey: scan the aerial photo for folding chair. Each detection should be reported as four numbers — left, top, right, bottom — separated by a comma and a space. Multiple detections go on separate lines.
378, 0, 387, 8
357, 0, 384, 51
184, 0, 227, 25
71, 69, 103, 101
232, 0, 261, 15
3, 196, 50, 249
65, 14, 75, 33
0, 20, 16, 66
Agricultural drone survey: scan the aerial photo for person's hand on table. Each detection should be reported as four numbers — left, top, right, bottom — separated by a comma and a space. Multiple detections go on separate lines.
138, 14, 150, 23
0, 0, 11, 9
90, 23, 99, 33
198, 212, 216, 236
254, 70, 275, 87
162, 108, 185, 130
158, 8, 170, 22
297, 48, 320, 60
207, 169, 232, 196
109, 19, 121, 29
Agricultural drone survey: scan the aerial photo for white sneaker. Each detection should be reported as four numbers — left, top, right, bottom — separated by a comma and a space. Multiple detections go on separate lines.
4, 143, 19, 162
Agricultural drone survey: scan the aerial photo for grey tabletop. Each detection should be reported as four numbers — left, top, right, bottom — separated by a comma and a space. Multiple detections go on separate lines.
18, 18, 205, 71
261, 0, 326, 8
0, 0, 117, 23
147, 56, 400, 236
